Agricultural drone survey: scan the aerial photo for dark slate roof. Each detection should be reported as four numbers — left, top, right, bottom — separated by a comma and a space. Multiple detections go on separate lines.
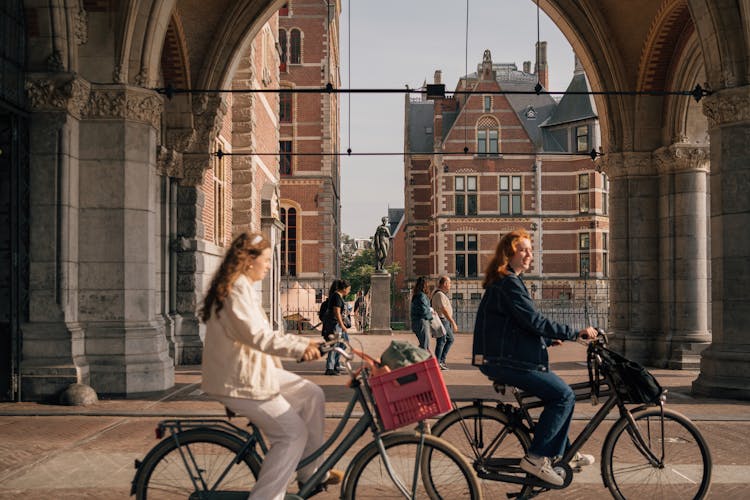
442, 110, 459, 141
540, 72, 597, 127
500, 81, 558, 149
540, 129, 566, 152
387, 208, 404, 234
407, 101, 434, 154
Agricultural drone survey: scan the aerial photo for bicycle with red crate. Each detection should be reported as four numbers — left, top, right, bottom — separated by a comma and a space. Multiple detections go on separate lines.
131, 339, 481, 499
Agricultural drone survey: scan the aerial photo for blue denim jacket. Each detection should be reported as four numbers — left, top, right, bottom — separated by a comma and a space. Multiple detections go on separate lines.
410, 292, 432, 324
472, 273, 576, 371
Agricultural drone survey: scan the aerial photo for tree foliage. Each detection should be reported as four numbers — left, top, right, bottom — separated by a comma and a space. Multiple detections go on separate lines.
341, 247, 400, 298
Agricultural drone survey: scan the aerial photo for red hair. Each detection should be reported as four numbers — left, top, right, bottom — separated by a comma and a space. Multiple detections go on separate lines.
482, 229, 531, 288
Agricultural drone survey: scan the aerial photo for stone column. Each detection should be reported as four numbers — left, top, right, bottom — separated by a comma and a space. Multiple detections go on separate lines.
693, 86, 750, 399
169, 94, 227, 365
604, 152, 661, 361
21, 74, 91, 400
654, 144, 711, 369
77, 84, 173, 395
368, 272, 392, 335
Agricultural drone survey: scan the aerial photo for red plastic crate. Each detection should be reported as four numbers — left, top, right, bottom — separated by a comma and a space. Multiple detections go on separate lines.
368, 357, 452, 431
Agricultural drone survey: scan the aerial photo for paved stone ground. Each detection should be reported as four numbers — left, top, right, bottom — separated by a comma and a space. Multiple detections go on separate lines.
0, 332, 748, 499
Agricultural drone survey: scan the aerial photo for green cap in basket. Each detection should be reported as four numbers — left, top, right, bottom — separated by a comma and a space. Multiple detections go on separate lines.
380, 340, 431, 370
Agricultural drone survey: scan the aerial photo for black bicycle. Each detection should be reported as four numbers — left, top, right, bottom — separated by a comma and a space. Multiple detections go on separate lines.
130, 340, 481, 499
431, 331, 712, 499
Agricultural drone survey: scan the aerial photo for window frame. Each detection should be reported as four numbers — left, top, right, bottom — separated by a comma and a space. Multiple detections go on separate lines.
280, 140, 293, 175
280, 206, 298, 276
576, 124, 589, 153
500, 175, 523, 215
455, 233, 479, 278
212, 140, 228, 246
279, 91, 292, 122
290, 29, 301, 64
454, 176, 477, 216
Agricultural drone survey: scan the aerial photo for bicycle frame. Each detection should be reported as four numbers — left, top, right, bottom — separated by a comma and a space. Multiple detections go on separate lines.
142, 346, 430, 499
449, 368, 665, 489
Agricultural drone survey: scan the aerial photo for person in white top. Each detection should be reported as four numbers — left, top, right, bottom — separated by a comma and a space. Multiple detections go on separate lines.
200, 232, 342, 500
431, 276, 458, 370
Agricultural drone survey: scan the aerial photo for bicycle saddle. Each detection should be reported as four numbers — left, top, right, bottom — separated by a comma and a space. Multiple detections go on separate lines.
491, 379, 507, 395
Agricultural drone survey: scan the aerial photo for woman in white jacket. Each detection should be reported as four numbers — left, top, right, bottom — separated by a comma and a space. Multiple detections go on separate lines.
200, 232, 341, 499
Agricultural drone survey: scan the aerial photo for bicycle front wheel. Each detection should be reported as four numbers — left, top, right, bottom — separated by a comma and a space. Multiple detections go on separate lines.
133, 428, 260, 499
602, 407, 712, 500
344, 431, 482, 499
431, 404, 530, 499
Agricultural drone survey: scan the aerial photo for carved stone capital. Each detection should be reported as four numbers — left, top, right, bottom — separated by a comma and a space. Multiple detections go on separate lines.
74, 8, 88, 45
191, 94, 228, 152
654, 144, 709, 174
600, 151, 654, 178
165, 128, 196, 152
83, 85, 163, 129
702, 86, 750, 128
156, 146, 184, 178
26, 74, 91, 118
181, 154, 212, 186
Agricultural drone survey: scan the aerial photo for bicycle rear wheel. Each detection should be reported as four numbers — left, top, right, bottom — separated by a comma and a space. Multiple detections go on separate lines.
431, 404, 530, 499
602, 407, 712, 500
343, 431, 482, 499
133, 428, 260, 499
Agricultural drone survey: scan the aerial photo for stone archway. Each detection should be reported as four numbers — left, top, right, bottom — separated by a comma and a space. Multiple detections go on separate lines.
12, 0, 750, 399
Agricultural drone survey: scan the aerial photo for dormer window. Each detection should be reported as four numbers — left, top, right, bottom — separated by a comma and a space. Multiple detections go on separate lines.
525, 105, 537, 119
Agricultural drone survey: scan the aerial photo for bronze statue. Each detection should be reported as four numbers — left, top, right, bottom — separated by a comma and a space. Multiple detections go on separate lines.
373, 217, 391, 271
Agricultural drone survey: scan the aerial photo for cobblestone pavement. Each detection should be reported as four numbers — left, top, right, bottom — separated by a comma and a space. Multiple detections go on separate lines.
1, 333, 748, 499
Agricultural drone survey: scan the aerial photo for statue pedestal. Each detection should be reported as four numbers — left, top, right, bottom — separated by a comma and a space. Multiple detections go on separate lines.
368, 272, 392, 335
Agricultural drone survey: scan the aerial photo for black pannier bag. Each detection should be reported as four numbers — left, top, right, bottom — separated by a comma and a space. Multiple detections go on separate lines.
597, 347, 663, 404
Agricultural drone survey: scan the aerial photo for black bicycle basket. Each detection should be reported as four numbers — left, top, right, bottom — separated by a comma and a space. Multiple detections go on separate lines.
596, 347, 664, 404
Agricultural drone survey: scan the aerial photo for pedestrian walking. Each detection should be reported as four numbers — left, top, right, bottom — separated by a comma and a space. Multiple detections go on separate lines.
431, 275, 457, 370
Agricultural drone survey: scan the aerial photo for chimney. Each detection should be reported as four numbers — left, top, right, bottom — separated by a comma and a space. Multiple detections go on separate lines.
434, 70, 442, 84
535, 41, 548, 90
574, 55, 584, 76
523, 61, 531, 74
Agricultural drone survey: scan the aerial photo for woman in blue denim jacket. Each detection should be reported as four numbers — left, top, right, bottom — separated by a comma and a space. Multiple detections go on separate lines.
410, 276, 432, 350
473, 229, 597, 486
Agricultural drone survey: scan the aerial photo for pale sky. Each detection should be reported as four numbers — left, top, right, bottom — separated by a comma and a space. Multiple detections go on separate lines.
339, 0, 576, 239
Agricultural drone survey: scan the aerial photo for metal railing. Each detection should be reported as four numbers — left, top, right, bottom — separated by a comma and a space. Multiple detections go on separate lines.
395, 279, 609, 333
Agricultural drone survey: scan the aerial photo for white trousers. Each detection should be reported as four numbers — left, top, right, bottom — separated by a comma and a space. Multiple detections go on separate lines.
214, 368, 325, 500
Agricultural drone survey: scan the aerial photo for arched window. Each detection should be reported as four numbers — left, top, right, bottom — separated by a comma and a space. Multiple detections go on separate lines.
290, 29, 301, 64
280, 207, 297, 276
476, 116, 499, 156
278, 29, 287, 71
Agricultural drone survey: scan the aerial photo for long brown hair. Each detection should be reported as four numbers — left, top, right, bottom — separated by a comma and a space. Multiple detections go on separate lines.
200, 232, 271, 321
411, 276, 428, 302
482, 229, 531, 288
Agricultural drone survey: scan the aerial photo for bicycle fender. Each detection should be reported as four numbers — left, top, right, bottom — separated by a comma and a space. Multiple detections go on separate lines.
131, 428, 253, 494
599, 406, 680, 489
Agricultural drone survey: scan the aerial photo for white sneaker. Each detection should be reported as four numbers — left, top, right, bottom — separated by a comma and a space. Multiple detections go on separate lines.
520, 455, 564, 486
569, 451, 596, 468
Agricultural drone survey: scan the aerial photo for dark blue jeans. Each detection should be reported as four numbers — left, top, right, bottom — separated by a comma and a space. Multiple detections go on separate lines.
325, 326, 350, 370
412, 319, 430, 351
434, 318, 454, 364
480, 364, 575, 459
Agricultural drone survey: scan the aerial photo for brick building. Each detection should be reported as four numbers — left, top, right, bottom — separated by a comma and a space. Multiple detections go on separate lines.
278, 0, 341, 311
402, 48, 609, 330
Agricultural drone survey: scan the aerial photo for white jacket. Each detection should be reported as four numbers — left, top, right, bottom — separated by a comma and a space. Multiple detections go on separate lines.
202, 274, 309, 400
